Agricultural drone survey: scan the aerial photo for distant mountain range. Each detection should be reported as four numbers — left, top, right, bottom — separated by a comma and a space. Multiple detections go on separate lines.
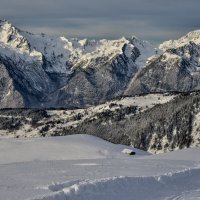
1, 20, 200, 152
1, 20, 200, 108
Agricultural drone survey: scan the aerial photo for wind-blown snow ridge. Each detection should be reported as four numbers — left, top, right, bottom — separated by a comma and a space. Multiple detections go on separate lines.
0, 20, 158, 108
160, 29, 200, 51
0, 20, 156, 73
22, 32, 156, 73
0, 20, 43, 63
31, 168, 200, 200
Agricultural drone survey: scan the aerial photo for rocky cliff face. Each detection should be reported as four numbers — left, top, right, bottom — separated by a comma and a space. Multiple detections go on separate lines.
0, 20, 155, 108
1, 21, 200, 153
125, 31, 200, 95
2, 20, 200, 108
0, 62, 24, 108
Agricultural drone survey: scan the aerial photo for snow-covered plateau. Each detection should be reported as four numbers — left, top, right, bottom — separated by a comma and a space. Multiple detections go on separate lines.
0, 134, 199, 200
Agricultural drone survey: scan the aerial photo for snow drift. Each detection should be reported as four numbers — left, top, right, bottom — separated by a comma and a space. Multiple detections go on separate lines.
32, 168, 200, 200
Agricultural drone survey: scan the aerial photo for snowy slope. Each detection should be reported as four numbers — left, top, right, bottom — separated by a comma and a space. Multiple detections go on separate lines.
0, 92, 199, 154
126, 29, 200, 96
0, 20, 157, 108
0, 93, 175, 138
0, 134, 148, 165
0, 18, 156, 74
33, 169, 200, 200
22, 32, 155, 72
1, 20, 200, 108
0, 20, 43, 63
0, 135, 199, 200
160, 29, 200, 51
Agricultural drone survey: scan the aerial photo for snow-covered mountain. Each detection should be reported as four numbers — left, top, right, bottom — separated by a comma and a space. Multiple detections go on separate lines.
126, 30, 200, 95
1, 21, 200, 200
0, 20, 155, 108
160, 29, 200, 50
2, 20, 200, 108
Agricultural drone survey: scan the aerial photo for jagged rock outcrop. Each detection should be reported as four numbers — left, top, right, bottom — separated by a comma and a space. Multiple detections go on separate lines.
2, 20, 200, 109
125, 31, 200, 95
0, 20, 155, 108
0, 62, 24, 107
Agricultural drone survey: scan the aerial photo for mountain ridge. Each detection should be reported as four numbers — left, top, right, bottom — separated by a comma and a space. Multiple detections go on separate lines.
1, 20, 200, 108
0, 20, 156, 108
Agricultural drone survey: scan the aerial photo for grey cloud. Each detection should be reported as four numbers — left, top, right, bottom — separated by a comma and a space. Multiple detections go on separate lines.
0, 0, 200, 43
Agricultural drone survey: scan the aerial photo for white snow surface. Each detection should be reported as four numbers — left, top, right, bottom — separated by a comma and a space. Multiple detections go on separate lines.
0, 20, 156, 74
159, 29, 200, 51
121, 148, 135, 154
0, 134, 200, 200
22, 33, 155, 73
0, 20, 43, 63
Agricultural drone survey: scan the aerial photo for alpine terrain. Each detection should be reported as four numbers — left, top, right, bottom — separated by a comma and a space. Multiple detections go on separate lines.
0, 20, 200, 153
0, 20, 155, 108
0, 19, 200, 200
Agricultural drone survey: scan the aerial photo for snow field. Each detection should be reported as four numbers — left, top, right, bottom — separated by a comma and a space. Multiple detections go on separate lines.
0, 135, 199, 200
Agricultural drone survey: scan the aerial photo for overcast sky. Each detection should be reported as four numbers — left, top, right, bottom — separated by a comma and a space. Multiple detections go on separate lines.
0, 0, 200, 43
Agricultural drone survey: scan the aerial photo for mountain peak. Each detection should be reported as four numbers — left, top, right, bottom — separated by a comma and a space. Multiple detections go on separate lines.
0, 19, 8, 25
0, 20, 16, 31
160, 29, 200, 51
0, 20, 43, 64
